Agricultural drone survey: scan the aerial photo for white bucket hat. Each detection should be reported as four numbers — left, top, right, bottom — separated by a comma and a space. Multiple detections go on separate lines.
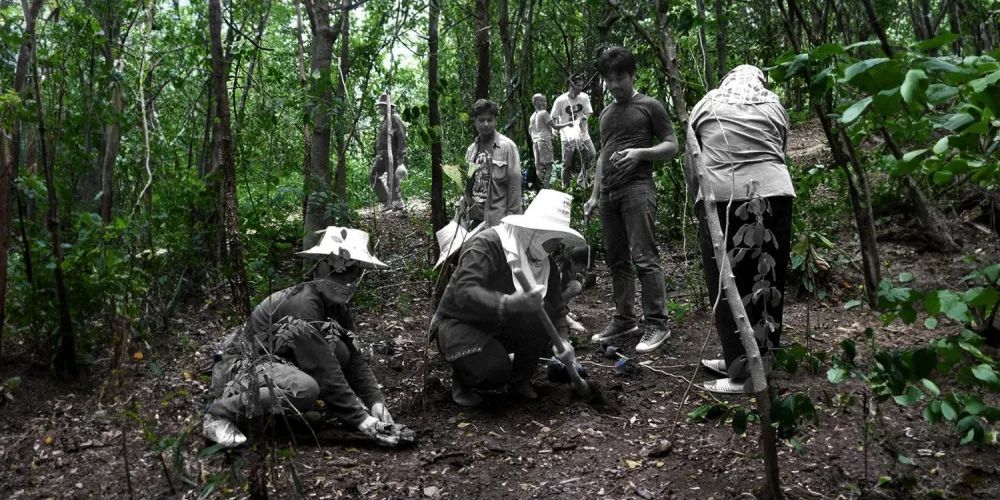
433, 220, 484, 269
298, 226, 388, 269
500, 189, 585, 246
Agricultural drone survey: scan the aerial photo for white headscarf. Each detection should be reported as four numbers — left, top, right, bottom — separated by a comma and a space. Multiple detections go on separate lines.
705, 65, 780, 105
494, 224, 560, 297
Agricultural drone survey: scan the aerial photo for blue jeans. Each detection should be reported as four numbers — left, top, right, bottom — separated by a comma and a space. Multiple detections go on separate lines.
598, 179, 668, 328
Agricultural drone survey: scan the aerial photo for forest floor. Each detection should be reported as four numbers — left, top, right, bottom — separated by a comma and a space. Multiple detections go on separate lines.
2, 119, 999, 499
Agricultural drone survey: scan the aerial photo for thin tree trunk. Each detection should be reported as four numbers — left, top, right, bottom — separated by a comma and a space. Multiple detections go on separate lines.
0, 0, 44, 365
655, 0, 688, 122
498, 0, 517, 138
295, 0, 312, 229
429, 0, 445, 234
303, 0, 336, 262
715, 0, 726, 81
33, 45, 77, 376
209, 0, 251, 317
697, 0, 713, 87
332, 0, 350, 221
948, 0, 963, 55
840, 131, 882, 307
98, 5, 123, 225
474, 0, 491, 100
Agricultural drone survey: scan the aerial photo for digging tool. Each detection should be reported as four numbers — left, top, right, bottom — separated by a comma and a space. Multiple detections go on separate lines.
510, 267, 591, 399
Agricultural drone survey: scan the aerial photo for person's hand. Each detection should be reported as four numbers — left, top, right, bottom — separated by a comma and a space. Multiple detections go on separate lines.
505, 287, 544, 313
371, 402, 394, 425
583, 195, 599, 222
612, 148, 642, 174
358, 415, 400, 447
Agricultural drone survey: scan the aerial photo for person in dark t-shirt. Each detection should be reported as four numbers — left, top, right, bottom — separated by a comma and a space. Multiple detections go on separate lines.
584, 46, 679, 354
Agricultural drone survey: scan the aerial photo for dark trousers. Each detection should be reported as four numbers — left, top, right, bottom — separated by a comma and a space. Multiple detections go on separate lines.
599, 179, 668, 328
697, 196, 793, 377
446, 322, 548, 390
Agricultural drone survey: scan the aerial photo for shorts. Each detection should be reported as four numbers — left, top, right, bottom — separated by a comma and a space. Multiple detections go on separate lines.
533, 139, 554, 165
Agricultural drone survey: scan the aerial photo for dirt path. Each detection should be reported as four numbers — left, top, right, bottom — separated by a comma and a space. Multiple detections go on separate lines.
2, 124, 998, 498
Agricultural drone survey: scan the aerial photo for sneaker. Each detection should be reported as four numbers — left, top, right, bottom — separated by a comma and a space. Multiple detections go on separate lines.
700, 358, 727, 377
202, 414, 247, 447
590, 322, 638, 344
452, 380, 483, 407
635, 326, 671, 353
509, 379, 538, 400
702, 377, 752, 394
567, 315, 586, 333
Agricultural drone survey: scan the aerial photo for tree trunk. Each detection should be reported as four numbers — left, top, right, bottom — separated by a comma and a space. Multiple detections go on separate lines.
0, 0, 44, 365
498, 0, 517, 138
840, 131, 882, 307
33, 46, 77, 376
303, 0, 336, 262
655, 0, 688, 122
209, 0, 252, 317
695, 0, 722, 89
98, 5, 123, 225
715, 0, 727, 81
474, 0, 491, 100
332, 0, 350, 221
429, 0, 446, 234
295, 0, 312, 230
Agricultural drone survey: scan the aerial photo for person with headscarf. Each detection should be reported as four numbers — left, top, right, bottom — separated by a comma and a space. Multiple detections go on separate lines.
685, 65, 795, 394
202, 227, 411, 447
434, 190, 585, 406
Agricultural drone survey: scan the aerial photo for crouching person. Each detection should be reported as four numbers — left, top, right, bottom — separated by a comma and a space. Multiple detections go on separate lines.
203, 226, 411, 447
435, 190, 585, 406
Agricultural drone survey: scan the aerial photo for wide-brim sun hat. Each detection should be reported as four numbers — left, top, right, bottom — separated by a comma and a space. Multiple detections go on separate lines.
375, 93, 397, 109
434, 220, 484, 269
500, 189, 585, 246
297, 226, 388, 269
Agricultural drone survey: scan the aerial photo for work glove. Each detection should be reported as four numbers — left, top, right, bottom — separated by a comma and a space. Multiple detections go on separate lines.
504, 288, 544, 313
358, 415, 399, 447
371, 402, 394, 425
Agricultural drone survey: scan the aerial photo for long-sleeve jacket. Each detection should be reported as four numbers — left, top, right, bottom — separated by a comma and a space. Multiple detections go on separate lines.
374, 113, 407, 167
436, 229, 567, 362
239, 281, 383, 427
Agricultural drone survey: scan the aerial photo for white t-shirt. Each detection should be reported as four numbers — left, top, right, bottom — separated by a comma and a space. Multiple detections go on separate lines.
528, 110, 554, 142
550, 92, 593, 142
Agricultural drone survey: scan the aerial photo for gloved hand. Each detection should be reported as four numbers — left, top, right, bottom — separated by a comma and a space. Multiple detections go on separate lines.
358, 415, 400, 447
504, 287, 544, 313
371, 402, 394, 425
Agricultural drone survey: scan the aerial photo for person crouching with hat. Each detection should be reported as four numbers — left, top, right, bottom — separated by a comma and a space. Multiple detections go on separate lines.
434, 190, 585, 406
202, 226, 411, 447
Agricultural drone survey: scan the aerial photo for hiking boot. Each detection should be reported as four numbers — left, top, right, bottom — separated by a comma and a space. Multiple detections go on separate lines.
509, 378, 538, 400
590, 322, 638, 344
635, 325, 671, 354
202, 414, 247, 448
451, 380, 483, 407
700, 358, 727, 377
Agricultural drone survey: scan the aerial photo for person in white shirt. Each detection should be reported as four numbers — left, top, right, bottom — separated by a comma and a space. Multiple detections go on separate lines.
550, 74, 598, 189
528, 93, 570, 189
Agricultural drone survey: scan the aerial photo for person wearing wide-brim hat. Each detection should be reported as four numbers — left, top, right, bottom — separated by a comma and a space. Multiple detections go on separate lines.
371, 93, 408, 210
203, 227, 412, 448
434, 190, 585, 406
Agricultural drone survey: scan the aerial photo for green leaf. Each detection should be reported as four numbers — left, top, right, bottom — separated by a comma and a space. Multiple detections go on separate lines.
941, 400, 958, 421
893, 385, 924, 406
914, 30, 962, 52
844, 40, 881, 51
932, 170, 954, 185
902, 149, 927, 162
897, 453, 916, 465
844, 299, 863, 310
898, 272, 914, 283
944, 301, 970, 322
971, 364, 999, 384
963, 287, 998, 308
827, 367, 848, 384
924, 317, 938, 329
810, 43, 845, 60
921, 378, 941, 396
957, 415, 984, 444
873, 87, 902, 116
926, 83, 959, 104
924, 291, 943, 315
969, 69, 1000, 93
942, 112, 976, 132
932, 136, 950, 154
901, 69, 928, 105
840, 96, 873, 124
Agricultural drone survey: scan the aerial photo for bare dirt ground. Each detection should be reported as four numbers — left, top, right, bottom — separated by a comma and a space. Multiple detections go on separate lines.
2, 120, 998, 499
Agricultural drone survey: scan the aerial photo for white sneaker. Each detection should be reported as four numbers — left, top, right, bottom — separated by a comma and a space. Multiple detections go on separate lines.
635, 327, 671, 353
567, 315, 586, 333
702, 377, 751, 394
202, 414, 247, 447
700, 358, 727, 377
